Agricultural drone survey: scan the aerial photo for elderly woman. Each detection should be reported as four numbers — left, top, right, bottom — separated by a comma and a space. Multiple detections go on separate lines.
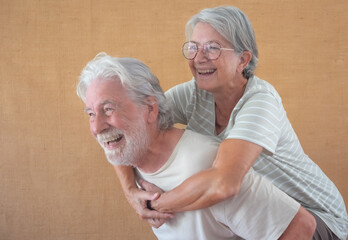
115, 6, 347, 239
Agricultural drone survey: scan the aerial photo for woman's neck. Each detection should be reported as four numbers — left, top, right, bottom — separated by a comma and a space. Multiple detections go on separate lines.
213, 78, 247, 134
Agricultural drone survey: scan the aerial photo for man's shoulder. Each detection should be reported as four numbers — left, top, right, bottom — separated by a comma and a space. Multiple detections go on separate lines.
183, 130, 221, 147
175, 130, 219, 170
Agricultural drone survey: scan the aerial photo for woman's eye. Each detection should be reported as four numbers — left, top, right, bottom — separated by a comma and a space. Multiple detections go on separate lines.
207, 45, 219, 51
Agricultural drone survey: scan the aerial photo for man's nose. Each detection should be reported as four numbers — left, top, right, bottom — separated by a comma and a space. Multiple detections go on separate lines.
90, 114, 109, 137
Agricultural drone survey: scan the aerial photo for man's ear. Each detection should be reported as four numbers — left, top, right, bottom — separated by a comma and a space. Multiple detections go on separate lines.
237, 51, 252, 75
145, 96, 159, 123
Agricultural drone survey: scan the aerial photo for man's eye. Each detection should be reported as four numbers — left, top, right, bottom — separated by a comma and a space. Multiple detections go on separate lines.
86, 112, 95, 120
104, 108, 114, 115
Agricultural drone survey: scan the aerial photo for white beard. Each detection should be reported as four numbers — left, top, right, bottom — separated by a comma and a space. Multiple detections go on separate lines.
97, 118, 150, 167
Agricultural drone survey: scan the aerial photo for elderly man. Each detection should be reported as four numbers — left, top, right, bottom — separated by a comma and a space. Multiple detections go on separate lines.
77, 53, 316, 239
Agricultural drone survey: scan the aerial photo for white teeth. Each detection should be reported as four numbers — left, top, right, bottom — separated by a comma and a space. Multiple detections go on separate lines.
97, 129, 124, 144
198, 69, 215, 74
105, 135, 122, 143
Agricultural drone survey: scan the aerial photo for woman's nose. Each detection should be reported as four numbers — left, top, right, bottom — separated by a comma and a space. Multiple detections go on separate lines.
195, 47, 209, 62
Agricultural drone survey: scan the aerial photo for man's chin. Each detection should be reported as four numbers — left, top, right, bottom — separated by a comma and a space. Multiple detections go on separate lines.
105, 151, 123, 166
106, 156, 131, 166
106, 156, 121, 166
104, 150, 135, 167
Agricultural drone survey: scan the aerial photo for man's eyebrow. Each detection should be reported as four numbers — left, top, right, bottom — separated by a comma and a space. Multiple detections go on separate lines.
101, 100, 117, 106
84, 107, 92, 113
84, 100, 117, 113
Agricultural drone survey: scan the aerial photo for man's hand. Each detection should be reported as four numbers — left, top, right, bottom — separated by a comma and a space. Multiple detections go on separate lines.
126, 181, 174, 228
137, 179, 163, 199
113, 165, 174, 228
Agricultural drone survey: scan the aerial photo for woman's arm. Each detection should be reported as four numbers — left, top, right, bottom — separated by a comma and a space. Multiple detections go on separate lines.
113, 165, 174, 228
149, 139, 263, 212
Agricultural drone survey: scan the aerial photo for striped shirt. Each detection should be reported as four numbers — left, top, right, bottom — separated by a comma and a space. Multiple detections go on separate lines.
165, 76, 348, 239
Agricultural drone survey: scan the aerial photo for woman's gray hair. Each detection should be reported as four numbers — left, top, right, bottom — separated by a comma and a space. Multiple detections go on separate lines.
186, 6, 258, 79
77, 52, 174, 130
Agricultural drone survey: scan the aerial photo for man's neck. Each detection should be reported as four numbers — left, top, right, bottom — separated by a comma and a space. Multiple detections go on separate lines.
136, 128, 184, 173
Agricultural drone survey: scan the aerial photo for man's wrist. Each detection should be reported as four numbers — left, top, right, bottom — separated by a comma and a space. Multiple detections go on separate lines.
124, 185, 138, 199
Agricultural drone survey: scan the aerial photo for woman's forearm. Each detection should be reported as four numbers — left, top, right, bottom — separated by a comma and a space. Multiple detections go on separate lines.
151, 168, 239, 212
151, 139, 262, 213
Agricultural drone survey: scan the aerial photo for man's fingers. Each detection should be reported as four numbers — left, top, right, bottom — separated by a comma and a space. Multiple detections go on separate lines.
139, 209, 173, 228
140, 207, 174, 220
148, 218, 166, 229
138, 179, 163, 193
134, 187, 160, 202
125, 187, 173, 229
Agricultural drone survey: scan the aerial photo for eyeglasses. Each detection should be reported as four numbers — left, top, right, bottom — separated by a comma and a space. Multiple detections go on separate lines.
182, 41, 234, 60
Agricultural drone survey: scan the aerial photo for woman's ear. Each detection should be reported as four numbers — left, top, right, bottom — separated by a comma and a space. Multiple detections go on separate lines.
237, 51, 252, 74
145, 96, 158, 123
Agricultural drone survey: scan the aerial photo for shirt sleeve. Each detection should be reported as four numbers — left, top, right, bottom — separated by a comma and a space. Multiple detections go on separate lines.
165, 80, 195, 125
227, 92, 283, 154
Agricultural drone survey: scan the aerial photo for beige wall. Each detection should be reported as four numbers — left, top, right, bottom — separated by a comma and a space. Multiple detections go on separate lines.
0, 0, 347, 239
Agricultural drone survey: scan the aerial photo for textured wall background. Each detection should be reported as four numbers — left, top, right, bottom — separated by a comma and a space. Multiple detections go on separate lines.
0, 0, 347, 239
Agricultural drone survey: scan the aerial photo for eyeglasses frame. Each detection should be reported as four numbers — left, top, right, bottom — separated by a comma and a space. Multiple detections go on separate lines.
182, 41, 235, 60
